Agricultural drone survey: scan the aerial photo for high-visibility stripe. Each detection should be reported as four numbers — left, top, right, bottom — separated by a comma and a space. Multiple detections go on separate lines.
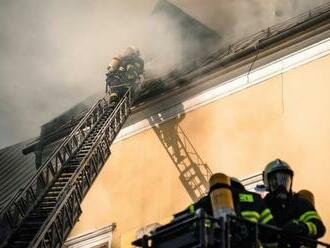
303, 213, 321, 222
241, 211, 260, 223
260, 209, 271, 218
304, 214, 321, 222
260, 208, 273, 224
299, 211, 320, 222
262, 242, 278, 248
306, 222, 318, 236
244, 217, 259, 223
241, 211, 260, 219
189, 205, 195, 214
300, 211, 320, 221
260, 213, 273, 225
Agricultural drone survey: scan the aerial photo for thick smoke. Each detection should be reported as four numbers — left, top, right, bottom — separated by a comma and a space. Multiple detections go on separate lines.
0, 0, 329, 149
171, 0, 330, 44
0, 0, 170, 148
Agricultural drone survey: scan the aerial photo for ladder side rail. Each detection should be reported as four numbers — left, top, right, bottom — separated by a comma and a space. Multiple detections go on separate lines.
75, 142, 109, 199
55, 89, 131, 208
30, 185, 82, 248
31, 90, 131, 247
240, 173, 262, 182
98, 89, 131, 143
0, 96, 109, 245
240, 173, 263, 187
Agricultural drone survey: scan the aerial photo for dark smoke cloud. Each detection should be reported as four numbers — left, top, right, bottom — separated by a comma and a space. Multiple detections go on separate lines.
0, 0, 329, 149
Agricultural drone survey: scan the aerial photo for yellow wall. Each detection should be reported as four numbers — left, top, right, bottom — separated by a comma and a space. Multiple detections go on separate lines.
69, 53, 330, 246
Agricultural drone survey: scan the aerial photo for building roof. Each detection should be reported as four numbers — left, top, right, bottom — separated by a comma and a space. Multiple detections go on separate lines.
152, 0, 221, 61
0, 140, 36, 211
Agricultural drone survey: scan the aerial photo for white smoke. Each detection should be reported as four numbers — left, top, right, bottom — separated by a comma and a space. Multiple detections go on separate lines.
0, 0, 329, 148
0, 0, 176, 148
171, 0, 330, 43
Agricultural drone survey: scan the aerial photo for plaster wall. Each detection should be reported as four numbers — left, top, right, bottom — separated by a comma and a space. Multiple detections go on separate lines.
69, 53, 330, 246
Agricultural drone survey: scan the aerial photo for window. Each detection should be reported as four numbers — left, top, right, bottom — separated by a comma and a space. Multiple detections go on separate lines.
64, 224, 116, 248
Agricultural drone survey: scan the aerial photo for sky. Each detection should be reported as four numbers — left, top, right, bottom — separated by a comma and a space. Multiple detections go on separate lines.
0, 0, 329, 149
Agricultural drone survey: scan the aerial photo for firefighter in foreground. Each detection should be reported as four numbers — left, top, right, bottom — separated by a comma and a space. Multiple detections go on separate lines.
175, 173, 277, 247
263, 159, 326, 247
106, 46, 144, 102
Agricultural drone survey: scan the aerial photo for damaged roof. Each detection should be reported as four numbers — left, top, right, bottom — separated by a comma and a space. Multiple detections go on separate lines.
0, 140, 36, 211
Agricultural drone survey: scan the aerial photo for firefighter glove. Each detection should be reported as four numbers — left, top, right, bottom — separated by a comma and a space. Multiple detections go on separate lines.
282, 220, 308, 236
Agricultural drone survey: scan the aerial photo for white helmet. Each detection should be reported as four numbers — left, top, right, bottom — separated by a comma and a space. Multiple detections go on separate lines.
124, 46, 139, 57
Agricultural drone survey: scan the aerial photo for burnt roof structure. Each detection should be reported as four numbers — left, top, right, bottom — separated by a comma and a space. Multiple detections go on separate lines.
152, 0, 221, 62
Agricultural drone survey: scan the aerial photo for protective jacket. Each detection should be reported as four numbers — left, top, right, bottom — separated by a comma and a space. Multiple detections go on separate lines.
121, 55, 144, 82
177, 184, 276, 246
106, 54, 144, 97
189, 190, 273, 226
264, 192, 326, 243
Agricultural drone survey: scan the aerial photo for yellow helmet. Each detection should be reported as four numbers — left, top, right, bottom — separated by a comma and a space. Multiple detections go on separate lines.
107, 57, 121, 72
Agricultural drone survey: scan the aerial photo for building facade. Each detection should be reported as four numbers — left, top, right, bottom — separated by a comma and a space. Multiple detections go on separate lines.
67, 31, 330, 247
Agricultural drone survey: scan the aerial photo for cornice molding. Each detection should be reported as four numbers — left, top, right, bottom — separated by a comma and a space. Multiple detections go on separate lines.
115, 37, 330, 143
64, 224, 116, 248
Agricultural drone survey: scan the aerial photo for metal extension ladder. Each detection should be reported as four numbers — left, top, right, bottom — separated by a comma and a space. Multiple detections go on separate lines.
0, 89, 132, 248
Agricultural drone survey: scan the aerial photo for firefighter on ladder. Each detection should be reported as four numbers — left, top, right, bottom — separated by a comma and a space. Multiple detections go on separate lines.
105, 46, 144, 102
263, 159, 326, 248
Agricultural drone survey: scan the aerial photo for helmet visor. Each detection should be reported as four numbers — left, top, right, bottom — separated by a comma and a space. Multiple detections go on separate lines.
269, 171, 292, 192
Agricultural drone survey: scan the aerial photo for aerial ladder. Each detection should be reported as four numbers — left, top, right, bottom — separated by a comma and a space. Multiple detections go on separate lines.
0, 88, 132, 248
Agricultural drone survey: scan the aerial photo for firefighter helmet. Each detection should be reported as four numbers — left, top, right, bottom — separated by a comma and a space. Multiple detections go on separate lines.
124, 46, 139, 57
263, 159, 294, 192
107, 57, 121, 72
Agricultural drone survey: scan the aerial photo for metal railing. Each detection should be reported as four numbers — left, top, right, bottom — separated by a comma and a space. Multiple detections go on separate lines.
209, 2, 330, 63
137, 2, 330, 105
240, 173, 263, 192
133, 212, 330, 248
31, 89, 131, 247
